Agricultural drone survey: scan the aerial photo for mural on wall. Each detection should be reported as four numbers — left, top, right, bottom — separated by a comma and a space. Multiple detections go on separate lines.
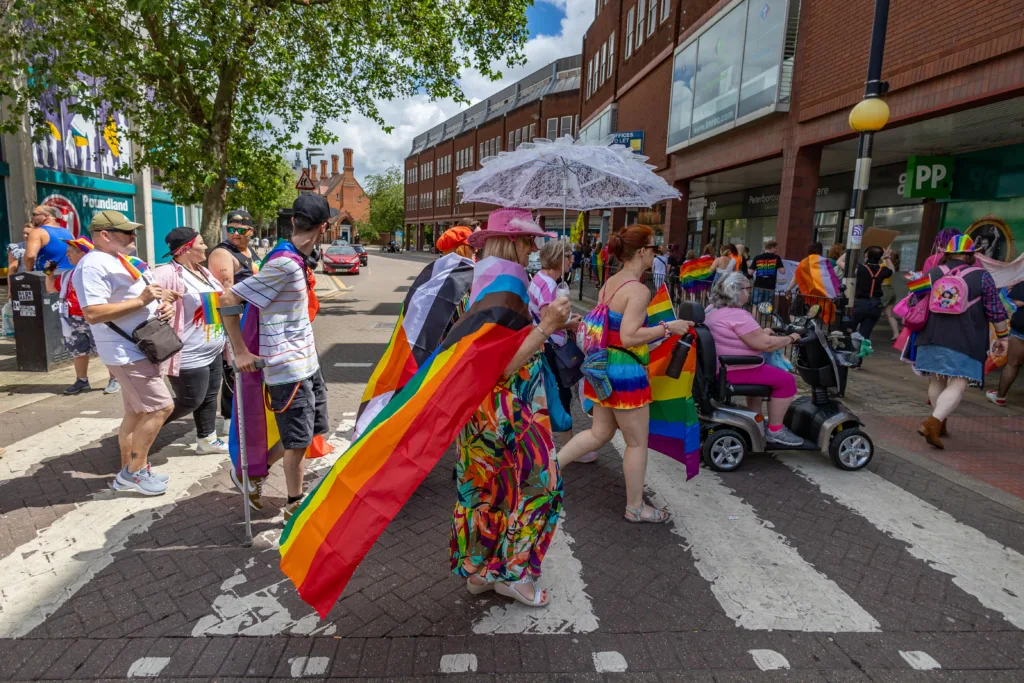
33, 87, 129, 177
965, 215, 1015, 263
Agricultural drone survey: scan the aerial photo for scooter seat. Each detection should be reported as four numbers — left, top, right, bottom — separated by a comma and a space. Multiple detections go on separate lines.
727, 383, 774, 398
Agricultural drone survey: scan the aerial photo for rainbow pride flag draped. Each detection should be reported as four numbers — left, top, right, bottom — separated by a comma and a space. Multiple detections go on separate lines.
679, 255, 715, 292
280, 256, 534, 617
595, 246, 608, 284
355, 254, 475, 438
647, 286, 701, 479
793, 254, 840, 323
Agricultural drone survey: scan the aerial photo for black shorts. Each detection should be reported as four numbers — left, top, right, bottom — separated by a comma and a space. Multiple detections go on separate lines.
267, 369, 329, 450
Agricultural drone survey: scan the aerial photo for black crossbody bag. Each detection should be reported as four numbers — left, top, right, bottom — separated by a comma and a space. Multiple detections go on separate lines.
106, 272, 183, 363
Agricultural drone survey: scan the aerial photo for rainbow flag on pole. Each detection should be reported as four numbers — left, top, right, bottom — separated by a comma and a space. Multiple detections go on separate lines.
646, 285, 701, 479
279, 256, 534, 617
678, 255, 715, 292
793, 254, 840, 323
906, 273, 931, 294
595, 246, 608, 284
117, 253, 148, 281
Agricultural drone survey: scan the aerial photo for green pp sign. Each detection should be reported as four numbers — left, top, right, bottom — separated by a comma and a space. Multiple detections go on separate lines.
904, 156, 954, 198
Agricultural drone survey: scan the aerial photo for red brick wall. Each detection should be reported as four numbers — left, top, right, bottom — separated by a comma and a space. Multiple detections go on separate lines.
433, 139, 454, 220
453, 129, 477, 218
797, 0, 1024, 121
404, 155, 418, 220
616, 57, 673, 170
618, 0, 676, 86
417, 147, 435, 221
506, 101, 541, 149
541, 91, 582, 137
581, 0, 624, 123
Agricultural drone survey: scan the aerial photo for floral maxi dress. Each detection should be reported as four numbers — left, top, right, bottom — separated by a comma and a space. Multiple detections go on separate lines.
450, 353, 563, 584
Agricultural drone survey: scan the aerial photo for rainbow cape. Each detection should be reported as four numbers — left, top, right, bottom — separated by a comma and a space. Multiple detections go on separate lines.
646, 285, 701, 479
679, 255, 715, 291
793, 254, 840, 323
117, 253, 149, 281
279, 256, 534, 617
355, 253, 475, 438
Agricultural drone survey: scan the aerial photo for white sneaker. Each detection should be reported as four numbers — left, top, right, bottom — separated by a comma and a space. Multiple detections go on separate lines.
112, 467, 168, 495
196, 434, 229, 454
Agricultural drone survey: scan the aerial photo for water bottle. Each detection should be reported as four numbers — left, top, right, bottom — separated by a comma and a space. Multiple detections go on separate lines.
555, 281, 572, 322
666, 335, 693, 379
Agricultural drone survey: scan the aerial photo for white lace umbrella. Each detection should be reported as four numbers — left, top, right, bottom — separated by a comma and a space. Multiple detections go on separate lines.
456, 135, 681, 212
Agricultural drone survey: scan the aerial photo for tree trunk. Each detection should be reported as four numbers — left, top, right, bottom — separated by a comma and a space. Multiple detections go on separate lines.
200, 177, 227, 249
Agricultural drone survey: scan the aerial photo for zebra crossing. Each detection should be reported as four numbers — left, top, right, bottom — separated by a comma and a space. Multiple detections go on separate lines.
0, 415, 1022, 643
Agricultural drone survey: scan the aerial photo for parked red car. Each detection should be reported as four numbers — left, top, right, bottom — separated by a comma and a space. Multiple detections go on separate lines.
322, 245, 360, 275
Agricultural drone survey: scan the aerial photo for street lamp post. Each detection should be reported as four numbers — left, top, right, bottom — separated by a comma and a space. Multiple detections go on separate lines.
840, 0, 891, 315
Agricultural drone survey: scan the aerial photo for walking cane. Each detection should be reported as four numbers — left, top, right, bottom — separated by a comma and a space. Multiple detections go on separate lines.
219, 304, 264, 547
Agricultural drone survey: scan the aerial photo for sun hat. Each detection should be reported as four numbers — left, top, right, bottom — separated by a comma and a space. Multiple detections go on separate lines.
61, 236, 94, 253
436, 225, 472, 252
466, 208, 557, 249
944, 235, 979, 253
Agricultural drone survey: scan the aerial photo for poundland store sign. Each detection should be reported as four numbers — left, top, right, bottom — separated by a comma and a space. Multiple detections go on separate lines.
37, 183, 135, 238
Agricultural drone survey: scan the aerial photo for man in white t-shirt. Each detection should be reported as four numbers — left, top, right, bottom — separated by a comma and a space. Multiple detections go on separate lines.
74, 210, 176, 495
220, 194, 334, 520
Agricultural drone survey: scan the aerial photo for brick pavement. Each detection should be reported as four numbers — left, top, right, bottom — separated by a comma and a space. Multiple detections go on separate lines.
0, 253, 1022, 682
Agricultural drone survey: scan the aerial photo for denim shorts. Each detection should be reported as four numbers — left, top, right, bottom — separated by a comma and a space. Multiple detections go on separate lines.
1011, 328, 1024, 342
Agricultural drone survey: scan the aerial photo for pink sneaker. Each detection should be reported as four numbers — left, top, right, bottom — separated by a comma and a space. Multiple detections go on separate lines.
578, 451, 599, 464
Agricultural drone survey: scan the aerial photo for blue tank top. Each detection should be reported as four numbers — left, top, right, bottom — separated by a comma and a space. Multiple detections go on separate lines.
36, 225, 74, 271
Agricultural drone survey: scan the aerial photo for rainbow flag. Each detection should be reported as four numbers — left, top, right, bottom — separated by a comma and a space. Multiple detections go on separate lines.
906, 273, 931, 294
117, 253, 148, 281
646, 286, 701, 479
678, 255, 715, 291
279, 256, 534, 617
355, 253, 474, 438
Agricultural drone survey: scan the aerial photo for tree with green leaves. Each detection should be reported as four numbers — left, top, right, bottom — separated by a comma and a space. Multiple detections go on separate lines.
0, 0, 530, 247
354, 166, 404, 244
226, 154, 298, 239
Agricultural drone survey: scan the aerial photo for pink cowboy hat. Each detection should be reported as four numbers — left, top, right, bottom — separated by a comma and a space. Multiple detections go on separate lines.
467, 208, 557, 249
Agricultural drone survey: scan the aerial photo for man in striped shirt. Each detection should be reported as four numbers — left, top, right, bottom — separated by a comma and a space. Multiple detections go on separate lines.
220, 195, 335, 519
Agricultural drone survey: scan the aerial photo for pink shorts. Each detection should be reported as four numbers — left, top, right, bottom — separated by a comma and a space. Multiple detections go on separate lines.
107, 360, 174, 414
725, 364, 797, 399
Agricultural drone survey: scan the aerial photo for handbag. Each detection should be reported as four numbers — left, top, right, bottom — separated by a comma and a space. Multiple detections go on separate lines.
546, 339, 584, 388
902, 294, 931, 332
540, 356, 573, 432
107, 318, 183, 363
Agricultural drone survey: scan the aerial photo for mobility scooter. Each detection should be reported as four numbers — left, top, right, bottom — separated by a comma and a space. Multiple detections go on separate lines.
678, 301, 873, 473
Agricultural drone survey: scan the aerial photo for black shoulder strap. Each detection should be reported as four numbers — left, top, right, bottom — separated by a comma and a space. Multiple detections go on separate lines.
105, 321, 135, 343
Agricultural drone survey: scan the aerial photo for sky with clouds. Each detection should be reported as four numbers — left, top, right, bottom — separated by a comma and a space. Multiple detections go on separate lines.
301, 0, 594, 184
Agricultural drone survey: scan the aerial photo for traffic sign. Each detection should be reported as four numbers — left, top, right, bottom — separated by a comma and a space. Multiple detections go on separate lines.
295, 169, 316, 193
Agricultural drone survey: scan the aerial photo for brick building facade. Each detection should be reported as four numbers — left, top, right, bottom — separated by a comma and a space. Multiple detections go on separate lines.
402, 56, 582, 251
297, 148, 370, 243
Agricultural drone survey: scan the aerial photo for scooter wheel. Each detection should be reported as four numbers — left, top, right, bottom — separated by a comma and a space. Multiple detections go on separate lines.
828, 427, 874, 471
702, 429, 748, 472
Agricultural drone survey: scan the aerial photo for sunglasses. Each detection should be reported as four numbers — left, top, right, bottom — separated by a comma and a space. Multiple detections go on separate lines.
226, 226, 252, 235
100, 228, 137, 236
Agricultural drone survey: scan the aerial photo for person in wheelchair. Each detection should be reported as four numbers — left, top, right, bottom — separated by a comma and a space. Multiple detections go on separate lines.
705, 272, 803, 446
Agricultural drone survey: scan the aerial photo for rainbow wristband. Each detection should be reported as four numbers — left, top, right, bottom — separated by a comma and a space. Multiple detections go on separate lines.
995, 327, 1010, 339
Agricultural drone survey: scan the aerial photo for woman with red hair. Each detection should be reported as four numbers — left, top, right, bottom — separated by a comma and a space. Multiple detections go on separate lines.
557, 225, 692, 523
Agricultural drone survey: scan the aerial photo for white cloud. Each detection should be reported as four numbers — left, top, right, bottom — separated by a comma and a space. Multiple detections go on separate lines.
308, 0, 594, 184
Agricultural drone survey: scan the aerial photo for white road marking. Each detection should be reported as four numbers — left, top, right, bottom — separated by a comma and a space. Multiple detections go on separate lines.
288, 656, 330, 677
80, 410, 100, 415
636, 438, 880, 632
189, 421, 352, 636
333, 362, 372, 367
780, 452, 1024, 629
0, 449, 224, 638
750, 650, 790, 671
0, 354, 14, 361
592, 651, 628, 673
127, 656, 170, 677
472, 517, 598, 635
900, 651, 941, 670
439, 653, 478, 674
0, 417, 121, 487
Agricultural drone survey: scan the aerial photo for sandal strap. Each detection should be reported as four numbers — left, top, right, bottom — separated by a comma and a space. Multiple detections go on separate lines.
625, 504, 669, 522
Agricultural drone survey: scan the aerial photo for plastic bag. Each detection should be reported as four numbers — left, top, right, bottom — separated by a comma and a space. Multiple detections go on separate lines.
1, 300, 14, 337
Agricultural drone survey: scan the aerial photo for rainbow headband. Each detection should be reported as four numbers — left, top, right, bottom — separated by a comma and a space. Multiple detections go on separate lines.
62, 237, 94, 253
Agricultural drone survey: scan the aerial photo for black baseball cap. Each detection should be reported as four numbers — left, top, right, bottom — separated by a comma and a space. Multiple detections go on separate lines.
292, 194, 339, 224
226, 209, 253, 227
164, 226, 199, 257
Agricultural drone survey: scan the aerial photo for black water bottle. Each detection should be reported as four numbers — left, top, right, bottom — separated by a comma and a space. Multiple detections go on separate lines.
666, 334, 694, 379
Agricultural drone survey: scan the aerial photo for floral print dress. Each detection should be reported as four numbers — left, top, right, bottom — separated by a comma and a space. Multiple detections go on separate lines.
450, 352, 563, 583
